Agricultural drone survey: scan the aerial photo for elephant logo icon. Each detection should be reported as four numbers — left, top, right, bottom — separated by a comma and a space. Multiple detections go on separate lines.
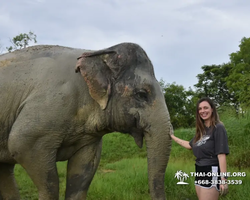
174, 170, 189, 184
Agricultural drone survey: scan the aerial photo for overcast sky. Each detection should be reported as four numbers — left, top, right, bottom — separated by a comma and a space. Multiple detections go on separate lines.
1, 0, 250, 89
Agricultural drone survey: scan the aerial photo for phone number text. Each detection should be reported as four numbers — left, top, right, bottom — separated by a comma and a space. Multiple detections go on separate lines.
195, 180, 242, 185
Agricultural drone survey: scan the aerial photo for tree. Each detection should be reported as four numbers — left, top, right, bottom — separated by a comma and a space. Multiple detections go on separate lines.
194, 64, 239, 110
226, 37, 250, 106
194, 37, 250, 112
162, 82, 196, 128
6, 31, 37, 52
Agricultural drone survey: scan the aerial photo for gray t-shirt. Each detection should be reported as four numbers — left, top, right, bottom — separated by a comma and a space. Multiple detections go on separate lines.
189, 123, 229, 166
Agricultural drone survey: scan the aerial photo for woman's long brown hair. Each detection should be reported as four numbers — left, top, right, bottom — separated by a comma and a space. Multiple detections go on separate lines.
193, 97, 221, 143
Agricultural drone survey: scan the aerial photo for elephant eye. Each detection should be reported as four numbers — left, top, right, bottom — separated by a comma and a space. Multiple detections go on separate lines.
135, 89, 148, 102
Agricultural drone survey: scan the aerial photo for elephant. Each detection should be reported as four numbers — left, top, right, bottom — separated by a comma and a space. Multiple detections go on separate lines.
0, 42, 172, 200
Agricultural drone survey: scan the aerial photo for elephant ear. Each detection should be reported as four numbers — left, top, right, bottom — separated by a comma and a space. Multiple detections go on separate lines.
75, 43, 140, 109
75, 49, 121, 110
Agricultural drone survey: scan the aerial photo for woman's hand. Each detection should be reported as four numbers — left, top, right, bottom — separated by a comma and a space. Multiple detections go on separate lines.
168, 124, 192, 149
169, 124, 174, 137
219, 181, 229, 196
218, 154, 228, 196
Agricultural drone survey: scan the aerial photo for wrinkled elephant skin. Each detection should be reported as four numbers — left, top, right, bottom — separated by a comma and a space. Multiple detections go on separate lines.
0, 43, 172, 200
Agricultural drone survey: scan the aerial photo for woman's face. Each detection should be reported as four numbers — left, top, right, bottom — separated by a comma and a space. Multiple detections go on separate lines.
198, 101, 213, 122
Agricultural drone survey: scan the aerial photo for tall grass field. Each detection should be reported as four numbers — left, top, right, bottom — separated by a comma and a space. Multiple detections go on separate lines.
14, 109, 250, 200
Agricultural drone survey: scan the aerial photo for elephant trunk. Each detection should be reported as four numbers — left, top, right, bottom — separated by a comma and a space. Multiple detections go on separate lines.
144, 109, 172, 200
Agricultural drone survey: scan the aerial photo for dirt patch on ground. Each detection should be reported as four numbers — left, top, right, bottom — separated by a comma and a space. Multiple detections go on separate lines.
100, 169, 116, 173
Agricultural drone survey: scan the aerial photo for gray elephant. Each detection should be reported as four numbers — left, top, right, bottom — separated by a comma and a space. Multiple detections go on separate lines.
0, 43, 172, 200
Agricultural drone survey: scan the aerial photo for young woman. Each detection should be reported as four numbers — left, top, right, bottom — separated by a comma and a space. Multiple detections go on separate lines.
170, 97, 229, 200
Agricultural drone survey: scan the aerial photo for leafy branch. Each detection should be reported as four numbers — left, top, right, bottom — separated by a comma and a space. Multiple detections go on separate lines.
6, 31, 37, 52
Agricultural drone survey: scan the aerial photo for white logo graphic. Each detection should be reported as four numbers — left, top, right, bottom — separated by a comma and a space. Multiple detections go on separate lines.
196, 135, 210, 146
174, 170, 189, 184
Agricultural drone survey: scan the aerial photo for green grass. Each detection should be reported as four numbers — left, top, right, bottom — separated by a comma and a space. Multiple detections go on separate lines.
219, 108, 250, 168
15, 158, 250, 200
13, 108, 250, 199
99, 133, 147, 167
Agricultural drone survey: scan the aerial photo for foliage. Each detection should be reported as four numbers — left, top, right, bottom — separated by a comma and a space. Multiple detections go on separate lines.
226, 37, 250, 106
195, 63, 239, 109
194, 37, 250, 111
161, 81, 197, 128
6, 31, 37, 52
219, 108, 250, 169
99, 133, 146, 167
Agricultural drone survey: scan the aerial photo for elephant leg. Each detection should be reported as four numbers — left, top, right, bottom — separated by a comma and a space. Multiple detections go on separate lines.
65, 138, 102, 200
0, 163, 20, 200
11, 147, 59, 200
8, 128, 60, 200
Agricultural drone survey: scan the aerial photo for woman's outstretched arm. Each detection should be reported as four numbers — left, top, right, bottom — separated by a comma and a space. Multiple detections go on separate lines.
169, 125, 192, 150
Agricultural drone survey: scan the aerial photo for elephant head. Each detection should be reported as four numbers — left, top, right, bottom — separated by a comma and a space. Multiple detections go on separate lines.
75, 43, 172, 200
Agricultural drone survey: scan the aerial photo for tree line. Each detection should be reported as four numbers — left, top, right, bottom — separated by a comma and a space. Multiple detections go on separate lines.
161, 37, 250, 128
1, 33, 249, 128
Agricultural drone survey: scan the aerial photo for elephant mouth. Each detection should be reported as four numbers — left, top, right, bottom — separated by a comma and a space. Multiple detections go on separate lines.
130, 130, 144, 148
129, 112, 144, 148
